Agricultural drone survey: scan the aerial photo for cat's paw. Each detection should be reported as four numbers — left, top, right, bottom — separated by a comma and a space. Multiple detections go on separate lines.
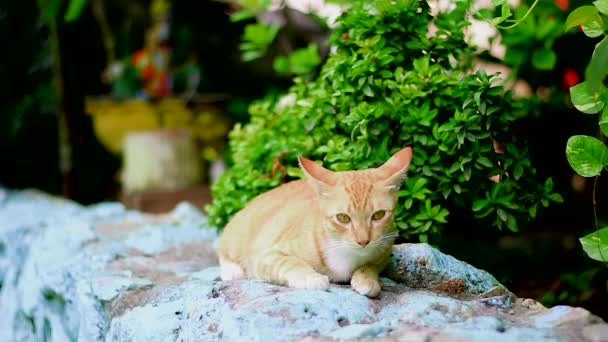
220, 260, 246, 281
288, 273, 330, 290
351, 275, 381, 298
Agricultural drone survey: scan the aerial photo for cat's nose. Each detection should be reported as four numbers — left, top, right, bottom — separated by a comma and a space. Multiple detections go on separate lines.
357, 239, 369, 247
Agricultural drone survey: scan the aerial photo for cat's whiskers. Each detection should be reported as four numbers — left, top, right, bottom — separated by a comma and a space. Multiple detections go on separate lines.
368, 231, 399, 250
323, 231, 398, 255
373, 231, 399, 243
321, 239, 352, 254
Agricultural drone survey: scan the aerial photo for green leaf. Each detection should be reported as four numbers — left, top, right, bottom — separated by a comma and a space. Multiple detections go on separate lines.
40, 0, 63, 21
273, 56, 289, 73
242, 22, 280, 47
491, 16, 505, 26
585, 37, 608, 95
237, 0, 272, 11
503, 48, 527, 67
506, 214, 518, 232
464, 167, 471, 181
514, 163, 523, 180
276, 44, 322, 75
579, 227, 608, 262
475, 206, 495, 218
477, 156, 493, 168
497, 208, 507, 222
412, 178, 427, 192
594, 0, 608, 15
491, 184, 501, 200
531, 48, 556, 71
545, 178, 554, 192
64, 0, 87, 22
566, 135, 608, 177
565, 6, 600, 33
454, 184, 462, 194
230, 10, 257, 22
548, 193, 564, 203
472, 199, 489, 211
500, 4, 512, 22
582, 15, 605, 38
600, 106, 608, 136
536, 18, 559, 41
529, 206, 537, 218
569, 82, 606, 114
425, 199, 432, 213
422, 220, 433, 232
242, 50, 263, 61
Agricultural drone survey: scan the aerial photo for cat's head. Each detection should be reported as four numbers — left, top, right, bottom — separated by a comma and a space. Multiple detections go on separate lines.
298, 147, 412, 248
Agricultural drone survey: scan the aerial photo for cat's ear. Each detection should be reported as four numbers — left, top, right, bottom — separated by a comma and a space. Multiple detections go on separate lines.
298, 156, 336, 196
378, 147, 413, 191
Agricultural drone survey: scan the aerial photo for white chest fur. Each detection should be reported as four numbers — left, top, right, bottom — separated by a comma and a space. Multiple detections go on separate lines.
323, 243, 377, 282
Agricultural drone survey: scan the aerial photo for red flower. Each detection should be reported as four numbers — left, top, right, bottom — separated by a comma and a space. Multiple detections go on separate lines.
131, 50, 146, 66
561, 67, 580, 90
555, 0, 568, 10
141, 64, 155, 81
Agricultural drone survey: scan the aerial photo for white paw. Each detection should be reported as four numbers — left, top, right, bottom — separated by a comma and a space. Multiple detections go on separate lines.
220, 261, 246, 281
288, 274, 330, 290
351, 276, 381, 298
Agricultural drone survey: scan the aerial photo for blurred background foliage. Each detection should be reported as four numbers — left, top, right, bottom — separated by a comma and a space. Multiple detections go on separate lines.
1, 0, 607, 320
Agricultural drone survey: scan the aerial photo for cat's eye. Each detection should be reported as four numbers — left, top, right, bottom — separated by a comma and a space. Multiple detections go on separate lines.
372, 210, 386, 221
336, 213, 351, 224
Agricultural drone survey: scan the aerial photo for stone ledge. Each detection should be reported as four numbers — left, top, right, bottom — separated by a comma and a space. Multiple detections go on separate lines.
0, 189, 605, 341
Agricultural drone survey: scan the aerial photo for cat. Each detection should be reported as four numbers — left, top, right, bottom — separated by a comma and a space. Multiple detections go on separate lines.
218, 147, 412, 297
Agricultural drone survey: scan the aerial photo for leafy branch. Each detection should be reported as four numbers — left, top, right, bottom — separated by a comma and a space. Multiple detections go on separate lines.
562, 0, 608, 264
490, 0, 541, 29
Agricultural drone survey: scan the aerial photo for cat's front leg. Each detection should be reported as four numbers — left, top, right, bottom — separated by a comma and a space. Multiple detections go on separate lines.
253, 250, 330, 290
351, 266, 382, 298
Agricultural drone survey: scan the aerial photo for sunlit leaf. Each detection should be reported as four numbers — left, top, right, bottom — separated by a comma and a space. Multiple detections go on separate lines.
580, 227, 608, 262
472, 199, 489, 211
497, 208, 507, 221
565, 6, 601, 33
500, 4, 512, 22
582, 15, 605, 38
237, 0, 272, 11
569, 81, 606, 114
230, 10, 257, 22
64, 0, 87, 22
585, 37, 608, 95
566, 135, 608, 177
594, 0, 608, 15
600, 106, 608, 136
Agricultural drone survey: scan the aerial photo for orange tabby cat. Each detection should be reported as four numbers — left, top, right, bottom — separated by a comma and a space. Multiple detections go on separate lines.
218, 147, 413, 297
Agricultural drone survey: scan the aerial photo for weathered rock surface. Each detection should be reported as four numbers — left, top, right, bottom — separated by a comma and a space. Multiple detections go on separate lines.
0, 189, 606, 342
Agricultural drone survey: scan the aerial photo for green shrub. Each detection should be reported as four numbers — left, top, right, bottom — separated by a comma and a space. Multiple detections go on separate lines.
206, 0, 562, 240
